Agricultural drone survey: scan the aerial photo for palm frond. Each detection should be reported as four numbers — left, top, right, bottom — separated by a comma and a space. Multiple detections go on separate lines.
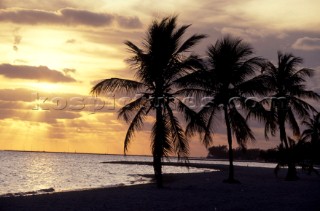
91, 78, 145, 96
118, 95, 149, 123
165, 104, 189, 159
177, 99, 209, 138
290, 96, 317, 118
176, 34, 207, 54
164, 55, 204, 84
151, 109, 172, 158
229, 107, 255, 148
201, 106, 216, 147
286, 108, 300, 137
234, 57, 265, 84
125, 41, 144, 56
172, 24, 191, 44
124, 106, 148, 154
247, 99, 278, 139
236, 75, 270, 96
173, 70, 211, 90
292, 89, 320, 101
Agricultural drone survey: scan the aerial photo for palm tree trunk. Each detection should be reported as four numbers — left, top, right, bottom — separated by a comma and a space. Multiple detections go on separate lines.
279, 119, 289, 150
223, 106, 238, 183
153, 106, 163, 188
279, 117, 298, 180
153, 154, 163, 188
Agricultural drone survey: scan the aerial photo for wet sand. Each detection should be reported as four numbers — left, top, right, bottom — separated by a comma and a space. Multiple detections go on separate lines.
0, 165, 319, 211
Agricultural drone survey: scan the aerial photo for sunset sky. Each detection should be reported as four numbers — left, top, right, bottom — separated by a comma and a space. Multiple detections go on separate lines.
0, 0, 319, 156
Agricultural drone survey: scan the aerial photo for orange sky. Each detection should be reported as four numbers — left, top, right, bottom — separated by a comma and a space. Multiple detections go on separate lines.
0, 0, 319, 156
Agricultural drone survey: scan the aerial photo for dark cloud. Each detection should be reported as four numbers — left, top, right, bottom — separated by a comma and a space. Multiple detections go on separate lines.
0, 8, 142, 28
0, 8, 61, 24
0, 64, 76, 82
116, 16, 143, 29
0, 0, 79, 10
292, 37, 320, 51
59, 8, 113, 26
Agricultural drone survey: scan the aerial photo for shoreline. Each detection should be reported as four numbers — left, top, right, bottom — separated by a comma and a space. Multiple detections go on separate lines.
1, 166, 319, 210
1, 149, 280, 165
0, 161, 222, 198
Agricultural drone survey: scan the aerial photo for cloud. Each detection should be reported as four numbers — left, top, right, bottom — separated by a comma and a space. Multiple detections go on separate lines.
13, 35, 22, 51
0, 88, 37, 102
63, 68, 76, 75
0, 100, 27, 110
116, 16, 143, 29
66, 39, 76, 44
292, 37, 320, 51
0, 8, 112, 26
221, 27, 288, 42
0, 8, 142, 28
12, 27, 22, 51
0, 64, 76, 82
60, 8, 113, 26
0, 108, 81, 123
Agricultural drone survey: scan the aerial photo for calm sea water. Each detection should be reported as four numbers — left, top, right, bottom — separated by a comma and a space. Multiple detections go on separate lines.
0, 151, 276, 197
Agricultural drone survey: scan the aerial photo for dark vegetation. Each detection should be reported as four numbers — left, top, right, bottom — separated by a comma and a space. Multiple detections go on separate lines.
208, 144, 320, 164
92, 16, 320, 187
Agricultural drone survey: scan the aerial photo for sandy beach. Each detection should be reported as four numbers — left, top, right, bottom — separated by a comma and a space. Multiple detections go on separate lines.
0, 164, 319, 211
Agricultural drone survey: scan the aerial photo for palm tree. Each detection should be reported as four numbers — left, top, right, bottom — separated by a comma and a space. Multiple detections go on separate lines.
91, 16, 206, 188
302, 112, 320, 144
177, 36, 266, 183
249, 52, 320, 180
301, 112, 320, 165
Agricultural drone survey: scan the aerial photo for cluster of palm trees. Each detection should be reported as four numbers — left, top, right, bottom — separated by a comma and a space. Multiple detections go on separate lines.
92, 16, 320, 187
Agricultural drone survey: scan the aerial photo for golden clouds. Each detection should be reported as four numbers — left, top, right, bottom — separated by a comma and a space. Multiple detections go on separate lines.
0, 0, 319, 156
231, 0, 320, 31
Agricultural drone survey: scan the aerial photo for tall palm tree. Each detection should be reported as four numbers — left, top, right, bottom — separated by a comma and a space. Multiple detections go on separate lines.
177, 36, 266, 183
249, 52, 320, 180
91, 16, 206, 188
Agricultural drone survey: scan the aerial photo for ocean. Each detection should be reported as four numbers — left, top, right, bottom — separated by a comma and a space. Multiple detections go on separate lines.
0, 151, 276, 197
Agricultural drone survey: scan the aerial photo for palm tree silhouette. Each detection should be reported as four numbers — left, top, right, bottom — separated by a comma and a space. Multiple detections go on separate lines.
91, 16, 206, 188
302, 112, 320, 145
250, 52, 320, 180
301, 112, 320, 169
178, 36, 266, 183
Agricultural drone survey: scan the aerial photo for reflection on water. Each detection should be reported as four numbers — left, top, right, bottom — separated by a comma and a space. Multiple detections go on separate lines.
0, 151, 216, 196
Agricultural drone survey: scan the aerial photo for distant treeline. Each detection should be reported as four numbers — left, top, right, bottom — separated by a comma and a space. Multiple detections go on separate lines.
208, 145, 263, 161
207, 144, 320, 164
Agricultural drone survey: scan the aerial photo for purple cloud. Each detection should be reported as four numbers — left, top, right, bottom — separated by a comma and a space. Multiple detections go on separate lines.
292, 37, 320, 51
0, 8, 142, 28
0, 64, 76, 82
